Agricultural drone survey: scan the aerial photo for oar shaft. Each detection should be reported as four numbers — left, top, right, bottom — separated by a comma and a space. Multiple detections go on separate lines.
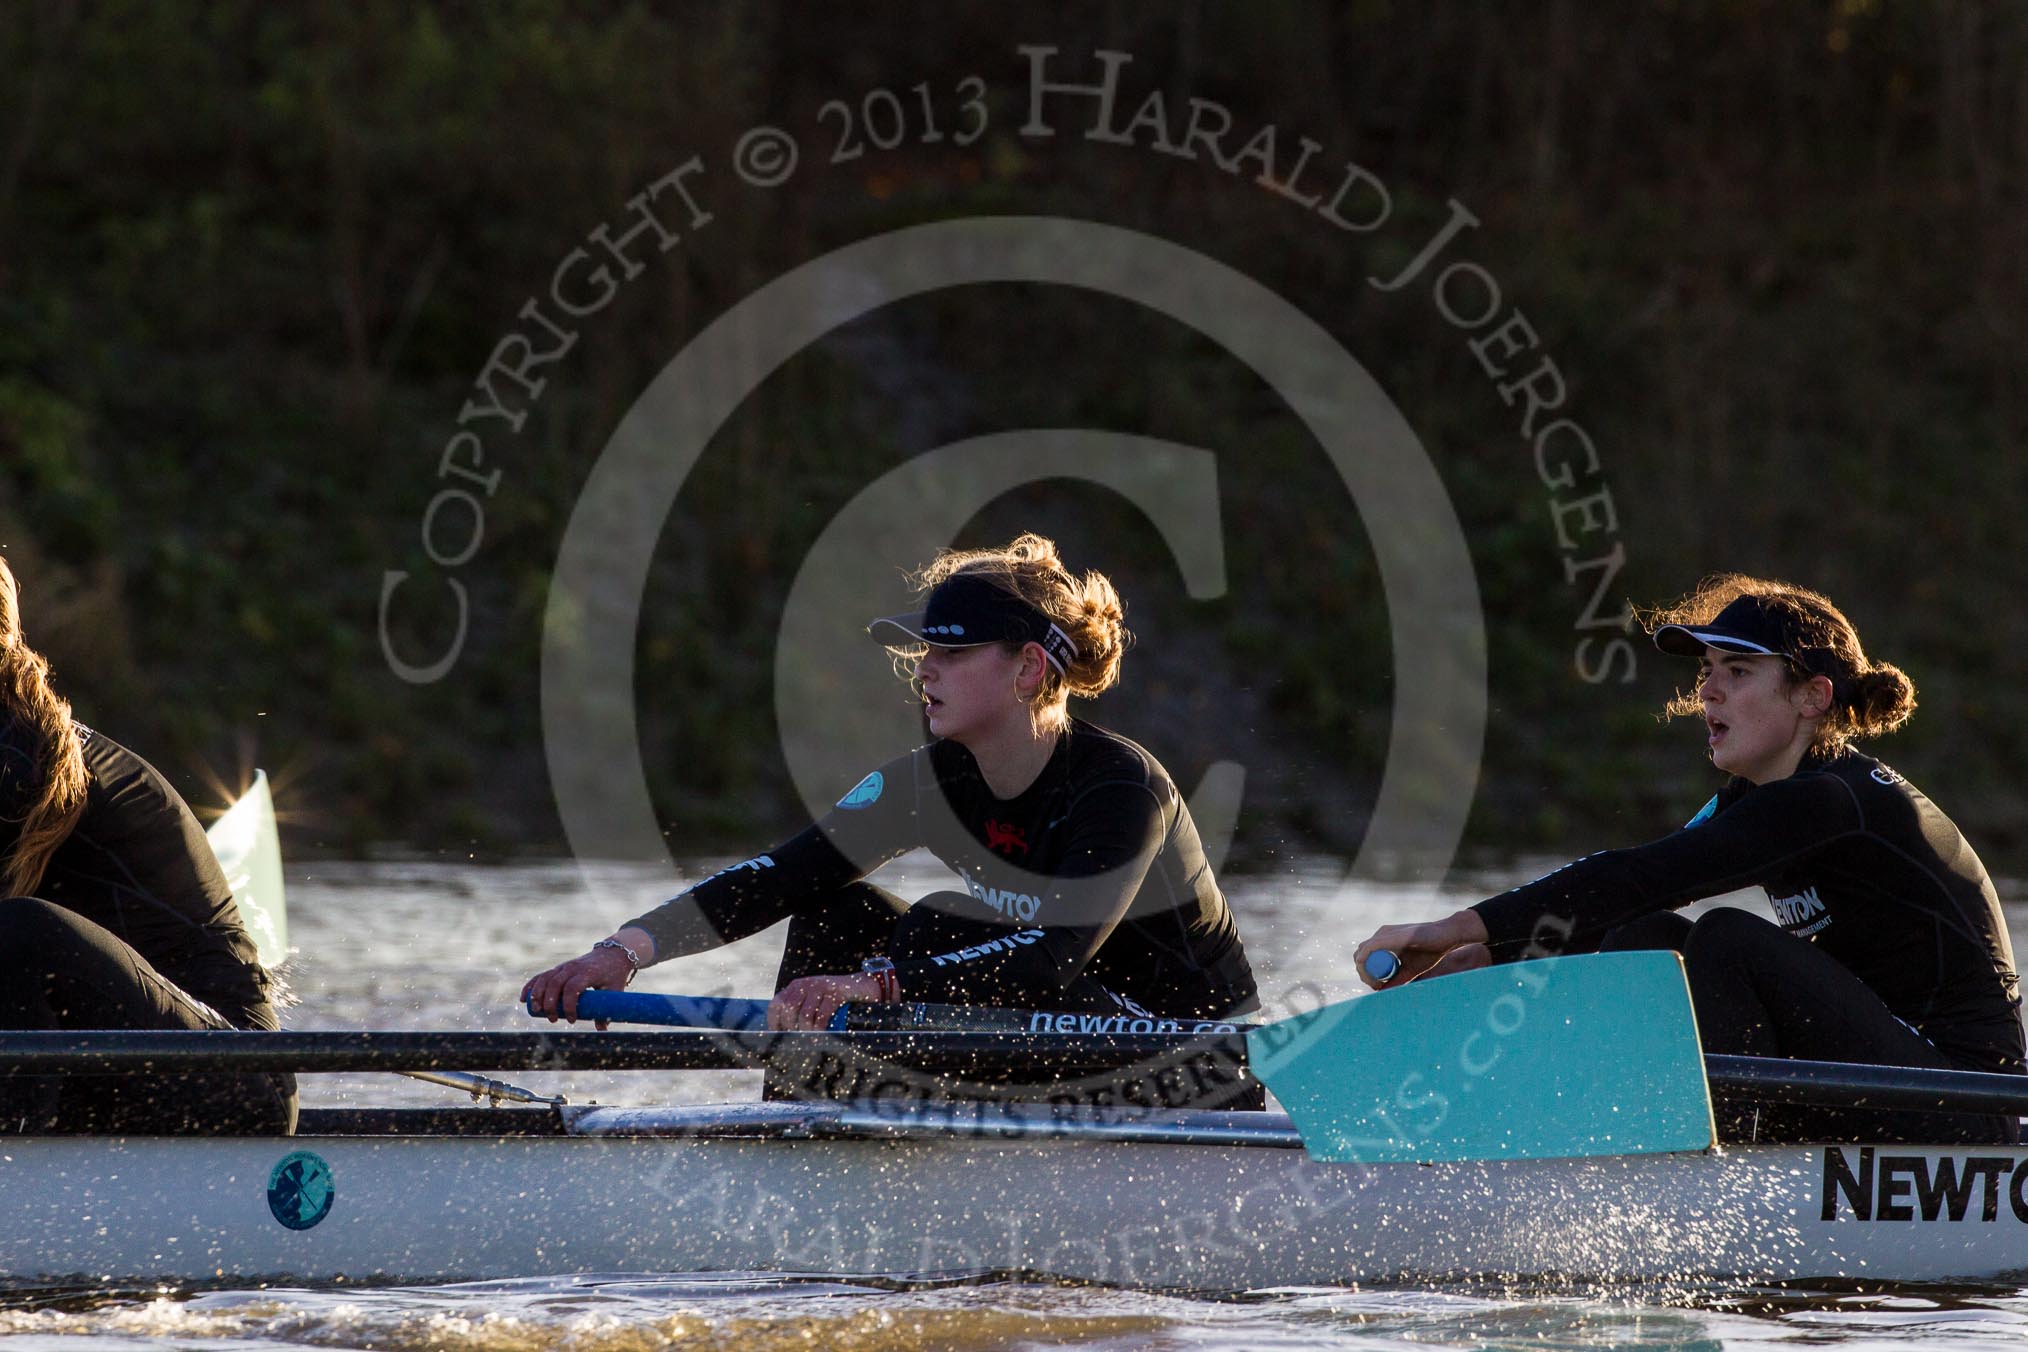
0, 1029, 1243, 1076
4, 1032, 2020, 1115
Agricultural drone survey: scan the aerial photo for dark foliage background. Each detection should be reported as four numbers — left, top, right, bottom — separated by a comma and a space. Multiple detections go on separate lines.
2, 1, 2023, 875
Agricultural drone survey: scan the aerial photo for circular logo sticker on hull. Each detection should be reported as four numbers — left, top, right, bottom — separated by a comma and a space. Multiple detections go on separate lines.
267, 1150, 335, 1231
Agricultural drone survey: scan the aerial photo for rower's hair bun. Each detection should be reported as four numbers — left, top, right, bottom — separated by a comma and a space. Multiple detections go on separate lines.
1061, 567, 1131, 699
1848, 662, 1916, 740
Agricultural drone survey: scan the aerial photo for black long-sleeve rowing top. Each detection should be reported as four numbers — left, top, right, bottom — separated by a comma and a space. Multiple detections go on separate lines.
1473, 748, 2023, 1072
0, 719, 274, 1029
626, 720, 1257, 1018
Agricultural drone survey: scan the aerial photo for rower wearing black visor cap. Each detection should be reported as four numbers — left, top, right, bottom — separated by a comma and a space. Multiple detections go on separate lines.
524, 533, 1259, 1102
1355, 574, 2025, 1144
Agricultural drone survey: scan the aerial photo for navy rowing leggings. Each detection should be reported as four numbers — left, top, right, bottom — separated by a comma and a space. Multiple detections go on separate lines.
1601, 908, 2017, 1144
0, 898, 296, 1135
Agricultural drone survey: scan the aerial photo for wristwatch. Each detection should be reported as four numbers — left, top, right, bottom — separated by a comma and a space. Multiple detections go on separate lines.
860, 956, 900, 1002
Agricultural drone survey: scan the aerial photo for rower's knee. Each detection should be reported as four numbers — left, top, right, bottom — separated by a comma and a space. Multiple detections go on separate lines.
1676, 906, 1792, 993
1684, 905, 1780, 955
1600, 910, 1693, 953
0, 897, 84, 966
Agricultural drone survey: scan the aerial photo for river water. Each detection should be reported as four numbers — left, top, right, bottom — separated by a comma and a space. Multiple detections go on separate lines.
4, 855, 2027, 1351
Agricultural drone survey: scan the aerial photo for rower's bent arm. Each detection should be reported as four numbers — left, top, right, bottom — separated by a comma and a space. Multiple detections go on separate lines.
1470, 773, 1863, 959
621, 752, 921, 962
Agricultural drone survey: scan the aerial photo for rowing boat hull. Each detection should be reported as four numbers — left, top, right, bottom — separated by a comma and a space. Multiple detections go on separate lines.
4, 1104, 2025, 1289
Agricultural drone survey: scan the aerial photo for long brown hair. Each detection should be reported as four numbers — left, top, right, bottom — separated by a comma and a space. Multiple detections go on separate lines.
0, 558, 89, 896
1641, 573, 1916, 751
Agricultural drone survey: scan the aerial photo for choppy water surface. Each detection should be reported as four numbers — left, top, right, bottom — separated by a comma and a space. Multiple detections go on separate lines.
5, 856, 2027, 1350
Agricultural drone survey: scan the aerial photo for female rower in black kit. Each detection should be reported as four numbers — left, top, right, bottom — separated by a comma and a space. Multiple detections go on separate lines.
1355, 574, 2024, 1143
525, 533, 1259, 1046
0, 557, 293, 1135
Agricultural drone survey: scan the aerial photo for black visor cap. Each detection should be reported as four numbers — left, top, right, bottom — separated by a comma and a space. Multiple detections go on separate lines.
1652, 594, 1805, 660
867, 573, 1049, 650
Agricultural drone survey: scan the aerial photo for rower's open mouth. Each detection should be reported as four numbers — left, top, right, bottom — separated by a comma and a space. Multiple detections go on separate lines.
1706, 718, 1728, 744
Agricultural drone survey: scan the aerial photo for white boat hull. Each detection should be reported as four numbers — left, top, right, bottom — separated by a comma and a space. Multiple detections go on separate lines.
4, 1104, 2025, 1290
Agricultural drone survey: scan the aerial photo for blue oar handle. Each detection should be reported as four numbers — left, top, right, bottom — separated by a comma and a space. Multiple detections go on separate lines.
1363, 950, 1401, 984
527, 990, 772, 1030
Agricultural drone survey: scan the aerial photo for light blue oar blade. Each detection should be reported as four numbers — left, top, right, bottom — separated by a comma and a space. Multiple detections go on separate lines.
1248, 951, 1715, 1163
205, 770, 287, 968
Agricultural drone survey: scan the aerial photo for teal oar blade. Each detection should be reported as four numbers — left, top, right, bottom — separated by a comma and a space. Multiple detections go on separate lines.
1248, 950, 1715, 1163
206, 769, 287, 968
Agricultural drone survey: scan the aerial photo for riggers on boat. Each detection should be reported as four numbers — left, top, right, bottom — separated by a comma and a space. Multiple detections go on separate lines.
6, 1099, 2028, 1290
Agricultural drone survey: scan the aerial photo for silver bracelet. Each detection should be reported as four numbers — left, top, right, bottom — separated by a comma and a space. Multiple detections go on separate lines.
593, 937, 645, 976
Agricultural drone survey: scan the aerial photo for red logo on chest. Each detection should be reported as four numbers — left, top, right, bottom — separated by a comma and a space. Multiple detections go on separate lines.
984, 818, 1029, 857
